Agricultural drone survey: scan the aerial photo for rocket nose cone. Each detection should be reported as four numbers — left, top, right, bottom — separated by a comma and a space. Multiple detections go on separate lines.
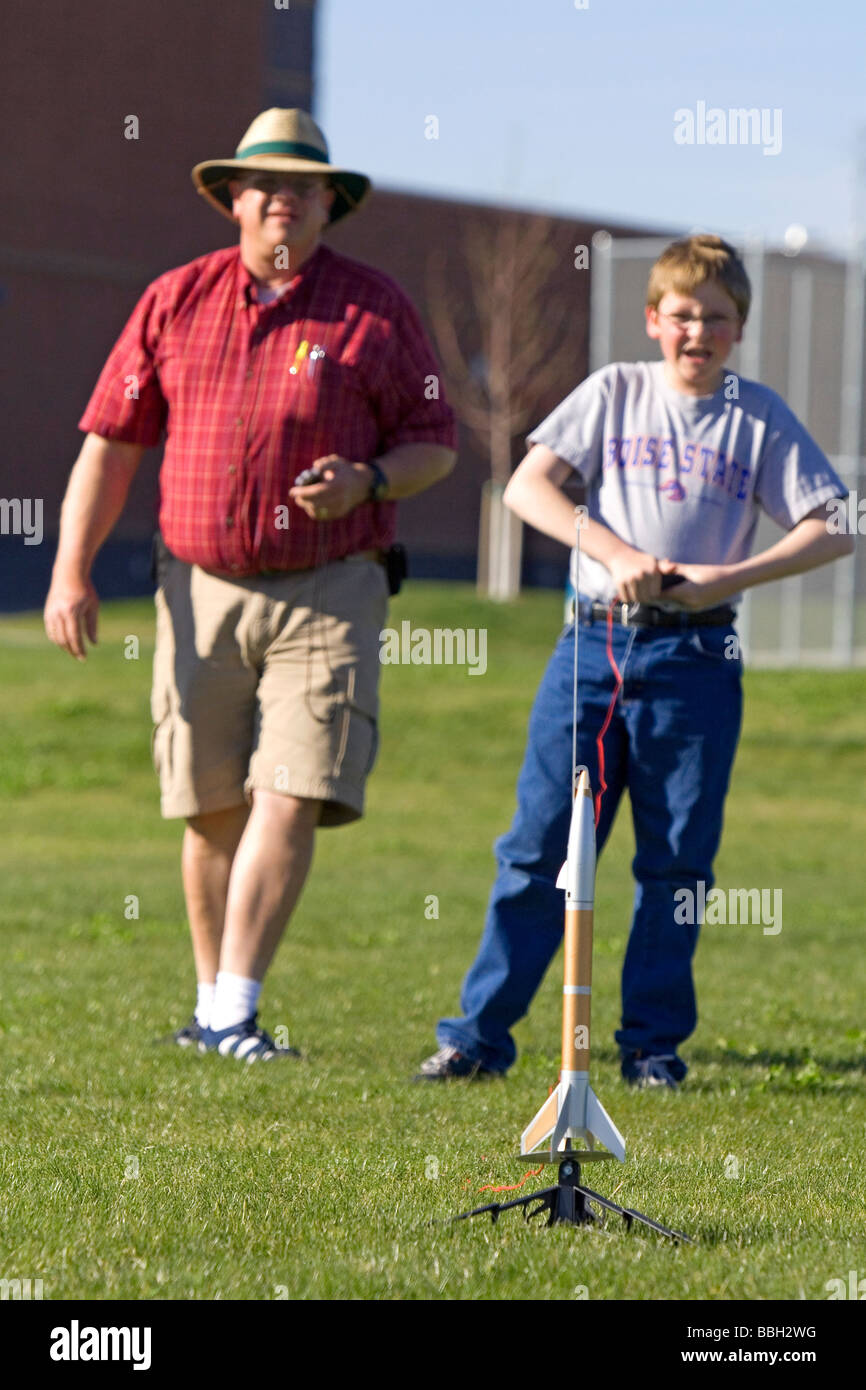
575, 766, 592, 800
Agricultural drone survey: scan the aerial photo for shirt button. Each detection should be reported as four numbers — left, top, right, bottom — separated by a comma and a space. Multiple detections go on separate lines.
235, 416, 244, 426
231, 563, 239, 571
245, 368, 254, 379
226, 516, 234, 528
228, 465, 236, 475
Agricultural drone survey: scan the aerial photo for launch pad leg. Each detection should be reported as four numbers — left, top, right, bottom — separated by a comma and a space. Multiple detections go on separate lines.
454, 1160, 693, 1242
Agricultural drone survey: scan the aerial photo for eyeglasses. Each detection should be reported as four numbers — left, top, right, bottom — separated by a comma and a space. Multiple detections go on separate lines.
657, 311, 739, 330
232, 174, 329, 198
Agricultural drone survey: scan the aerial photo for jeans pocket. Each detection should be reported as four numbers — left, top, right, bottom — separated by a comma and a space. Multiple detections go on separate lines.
689, 627, 742, 668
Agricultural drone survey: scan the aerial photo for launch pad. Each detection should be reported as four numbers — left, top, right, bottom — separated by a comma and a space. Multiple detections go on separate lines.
455, 1149, 693, 1240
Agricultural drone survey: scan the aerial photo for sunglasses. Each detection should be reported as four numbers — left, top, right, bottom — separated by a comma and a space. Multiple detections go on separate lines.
230, 174, 330, 198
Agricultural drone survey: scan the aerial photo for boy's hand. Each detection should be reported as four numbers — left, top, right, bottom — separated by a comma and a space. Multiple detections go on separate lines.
657, 559, 738, 608
607, 547, 664, 603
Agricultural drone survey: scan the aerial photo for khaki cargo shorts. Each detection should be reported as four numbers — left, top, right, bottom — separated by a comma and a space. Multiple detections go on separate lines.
150, 537, 389, 826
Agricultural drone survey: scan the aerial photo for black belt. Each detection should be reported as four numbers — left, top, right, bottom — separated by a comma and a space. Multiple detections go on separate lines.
582, 600, 735, 629
257, 548, 382, 577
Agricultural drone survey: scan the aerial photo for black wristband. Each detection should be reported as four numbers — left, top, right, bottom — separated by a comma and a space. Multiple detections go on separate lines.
364, 459, 389, 502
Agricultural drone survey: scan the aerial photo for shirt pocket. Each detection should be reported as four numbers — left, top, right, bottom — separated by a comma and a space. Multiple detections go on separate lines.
285, 349, 369, 429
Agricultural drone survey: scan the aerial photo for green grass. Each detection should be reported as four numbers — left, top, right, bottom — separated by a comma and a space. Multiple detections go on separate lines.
1, 584, 865, 1300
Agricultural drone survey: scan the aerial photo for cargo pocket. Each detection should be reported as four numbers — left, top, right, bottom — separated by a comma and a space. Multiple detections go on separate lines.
150, 587, 174, 778
332, 666, 379, 781
151, 711, 174, 781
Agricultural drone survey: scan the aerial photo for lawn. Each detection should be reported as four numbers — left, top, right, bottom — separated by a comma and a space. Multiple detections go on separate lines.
1, 583, 865, 1301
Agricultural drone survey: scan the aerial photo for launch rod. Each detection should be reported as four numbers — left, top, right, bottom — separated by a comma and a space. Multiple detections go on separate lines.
572, 506, 584, 785
564, 507, 592, 1082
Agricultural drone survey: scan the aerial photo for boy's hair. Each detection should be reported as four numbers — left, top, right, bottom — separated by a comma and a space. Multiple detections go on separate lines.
647, 234, 751, 322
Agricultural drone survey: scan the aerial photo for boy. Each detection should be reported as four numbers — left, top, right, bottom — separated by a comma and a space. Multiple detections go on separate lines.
417, 234, 853, 1088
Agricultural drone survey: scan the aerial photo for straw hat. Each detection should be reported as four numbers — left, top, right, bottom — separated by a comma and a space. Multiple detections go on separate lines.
191, 108, 370, 224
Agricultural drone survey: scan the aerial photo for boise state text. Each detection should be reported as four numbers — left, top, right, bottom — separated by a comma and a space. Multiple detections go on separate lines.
604, 435, 751, 501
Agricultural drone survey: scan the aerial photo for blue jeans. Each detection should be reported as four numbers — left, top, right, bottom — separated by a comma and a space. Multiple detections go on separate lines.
437, 609, 743, 1073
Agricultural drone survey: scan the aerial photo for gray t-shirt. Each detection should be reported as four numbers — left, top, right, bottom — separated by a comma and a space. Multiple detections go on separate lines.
527, 361, 847, 607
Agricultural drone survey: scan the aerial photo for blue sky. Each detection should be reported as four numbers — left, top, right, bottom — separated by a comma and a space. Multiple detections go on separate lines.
317, 0, 866, 254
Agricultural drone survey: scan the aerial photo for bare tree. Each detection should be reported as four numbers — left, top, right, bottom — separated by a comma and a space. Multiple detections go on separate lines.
428, 213, 581, 598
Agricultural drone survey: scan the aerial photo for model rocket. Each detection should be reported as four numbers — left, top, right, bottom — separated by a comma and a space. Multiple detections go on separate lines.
520, 766, 626, 1163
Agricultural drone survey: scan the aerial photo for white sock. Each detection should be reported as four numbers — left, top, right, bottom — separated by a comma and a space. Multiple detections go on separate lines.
209, 972, 262, 1032
195, 982, 216, 1029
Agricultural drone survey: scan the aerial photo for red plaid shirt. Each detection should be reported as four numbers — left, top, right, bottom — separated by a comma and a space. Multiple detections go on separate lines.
79, 243, 456, 574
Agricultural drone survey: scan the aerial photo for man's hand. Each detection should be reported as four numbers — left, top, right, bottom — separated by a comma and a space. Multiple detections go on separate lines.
656, 559, 738, 609
44, 573, 100, 661
42, 432, 143, 660
289, 455, 370, 521
607, 546, 664, 603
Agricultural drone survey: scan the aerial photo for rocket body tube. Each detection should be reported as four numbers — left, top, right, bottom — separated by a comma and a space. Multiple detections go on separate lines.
560, 768, 595, 1077
521, 766, 626, 1162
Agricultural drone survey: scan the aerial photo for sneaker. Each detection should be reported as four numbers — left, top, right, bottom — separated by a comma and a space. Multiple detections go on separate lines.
621, 1052, 686, 1090
199, 1013, 300, 1063
412, 1045, 496, 1082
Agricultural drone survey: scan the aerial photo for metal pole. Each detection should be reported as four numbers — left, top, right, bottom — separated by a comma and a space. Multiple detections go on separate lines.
835, 245, 864, 665
780, 266, 813, 663
589, 231, 613, 373
740, 237, 765, 383
736, 239, 765, 659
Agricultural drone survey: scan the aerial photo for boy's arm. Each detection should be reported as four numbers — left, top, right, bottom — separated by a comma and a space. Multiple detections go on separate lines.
504, 444, 669, 603
657, 503, 855, 609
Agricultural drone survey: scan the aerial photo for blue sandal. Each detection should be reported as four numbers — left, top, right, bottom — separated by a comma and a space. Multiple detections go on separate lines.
199, 1013, 300, 1062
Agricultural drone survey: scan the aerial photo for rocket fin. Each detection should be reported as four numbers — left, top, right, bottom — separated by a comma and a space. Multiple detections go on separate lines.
550, 1093, 573, 1153
520, 1087, 559, 1154
555, 860, 567, 890
585, 1086, 627, 1163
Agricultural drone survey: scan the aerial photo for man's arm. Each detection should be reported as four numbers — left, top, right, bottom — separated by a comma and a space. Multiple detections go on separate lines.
290, 442, 456, 520
44, 432, 145, 660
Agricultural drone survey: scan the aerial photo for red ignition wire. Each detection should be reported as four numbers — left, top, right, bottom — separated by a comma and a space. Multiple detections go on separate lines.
594, 601, 624, 827
477, 1165, 545, 1194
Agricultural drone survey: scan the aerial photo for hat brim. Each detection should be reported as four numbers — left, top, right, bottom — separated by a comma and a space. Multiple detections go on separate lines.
191, 156, 370, 224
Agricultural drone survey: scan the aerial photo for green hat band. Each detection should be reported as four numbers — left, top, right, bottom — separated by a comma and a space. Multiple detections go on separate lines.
235, 140, 328, 162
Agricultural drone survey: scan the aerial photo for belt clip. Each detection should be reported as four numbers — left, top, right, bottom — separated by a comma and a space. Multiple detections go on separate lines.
620, 602, 632, 627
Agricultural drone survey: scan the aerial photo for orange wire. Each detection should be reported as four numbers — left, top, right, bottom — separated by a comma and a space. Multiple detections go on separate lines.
477, 1165, 545, 1194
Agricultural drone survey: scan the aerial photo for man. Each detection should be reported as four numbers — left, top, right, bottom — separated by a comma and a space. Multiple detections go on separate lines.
44, 109, 457, 1061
